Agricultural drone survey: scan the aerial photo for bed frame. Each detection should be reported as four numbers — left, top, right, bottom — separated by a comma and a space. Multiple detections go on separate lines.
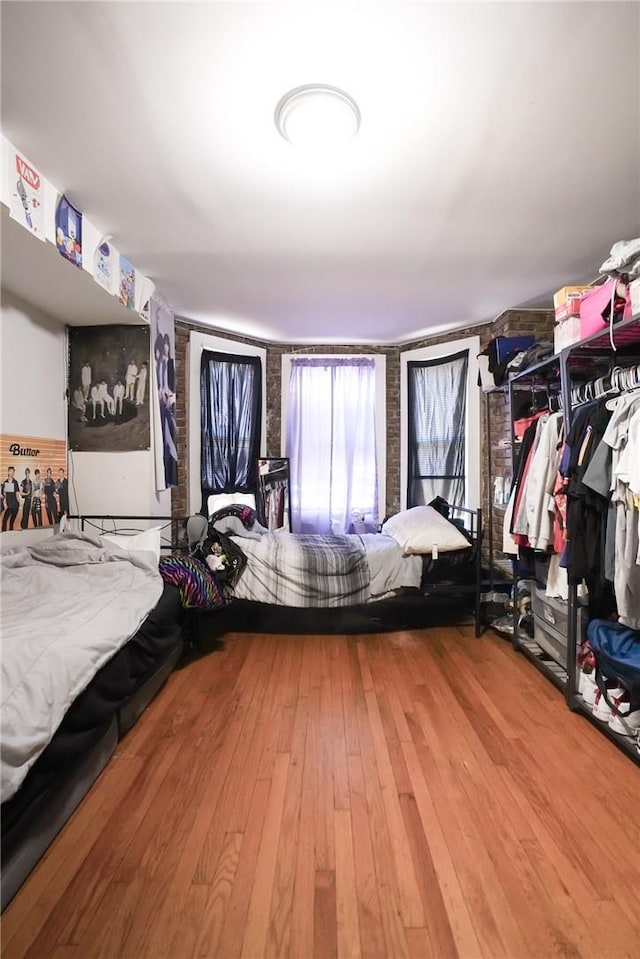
194, 506, 484, 643
76, 508, 484, 638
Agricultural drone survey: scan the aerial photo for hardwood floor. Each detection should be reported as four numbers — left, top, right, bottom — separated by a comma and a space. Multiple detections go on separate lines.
3, 626, 639, 959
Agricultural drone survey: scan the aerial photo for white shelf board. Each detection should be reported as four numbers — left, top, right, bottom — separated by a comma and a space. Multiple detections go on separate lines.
1, 203, 146, 326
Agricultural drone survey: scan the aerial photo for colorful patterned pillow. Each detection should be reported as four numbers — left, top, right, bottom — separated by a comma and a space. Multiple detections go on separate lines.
158, 554, 229, 609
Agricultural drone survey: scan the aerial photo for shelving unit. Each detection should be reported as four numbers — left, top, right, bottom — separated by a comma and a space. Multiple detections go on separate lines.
559, 314, 640, 764
507, 352, 567, 691
486, 314, 640, 763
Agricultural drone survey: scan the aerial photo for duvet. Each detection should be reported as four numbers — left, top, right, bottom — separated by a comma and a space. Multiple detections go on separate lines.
0, 531, 162, 803
230, 530, 422, 606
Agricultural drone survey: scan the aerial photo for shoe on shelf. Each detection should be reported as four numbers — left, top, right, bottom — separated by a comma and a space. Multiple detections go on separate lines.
608, 696, 640, 737
578, 670, 598, 706
592, 683, 625, 723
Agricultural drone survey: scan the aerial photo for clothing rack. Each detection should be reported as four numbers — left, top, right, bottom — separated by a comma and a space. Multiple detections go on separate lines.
568, 362, 640, 407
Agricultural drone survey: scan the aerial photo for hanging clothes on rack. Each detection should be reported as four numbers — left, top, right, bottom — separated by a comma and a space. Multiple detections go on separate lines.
562, 384, 640, 625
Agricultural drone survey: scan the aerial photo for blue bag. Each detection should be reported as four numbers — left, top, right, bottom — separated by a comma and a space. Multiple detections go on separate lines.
586, 619, 640, 690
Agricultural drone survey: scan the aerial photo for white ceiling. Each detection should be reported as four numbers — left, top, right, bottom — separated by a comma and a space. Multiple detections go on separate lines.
1, 1, 639, 344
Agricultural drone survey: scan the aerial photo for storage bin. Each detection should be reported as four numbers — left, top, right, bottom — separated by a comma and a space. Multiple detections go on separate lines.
533, 615, 567, 667
579, 279, 632, 340
554, 316, 582, 353
531, 586, 587, 641
494, 335, 535, 364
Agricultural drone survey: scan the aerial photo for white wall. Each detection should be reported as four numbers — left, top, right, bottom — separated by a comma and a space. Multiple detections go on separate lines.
400, 335, 481, 510
0, 291, 67, 545
188, 331, 267, 514
0, 290, 170, 536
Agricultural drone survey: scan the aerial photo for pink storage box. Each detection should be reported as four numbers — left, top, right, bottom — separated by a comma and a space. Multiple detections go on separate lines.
579, 279, 632, 340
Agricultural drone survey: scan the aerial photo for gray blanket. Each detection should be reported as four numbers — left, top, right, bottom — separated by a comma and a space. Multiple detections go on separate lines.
232, 530, 370, 607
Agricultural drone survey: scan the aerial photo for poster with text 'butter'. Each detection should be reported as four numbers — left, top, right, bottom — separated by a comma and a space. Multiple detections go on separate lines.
0, 436, 67, 533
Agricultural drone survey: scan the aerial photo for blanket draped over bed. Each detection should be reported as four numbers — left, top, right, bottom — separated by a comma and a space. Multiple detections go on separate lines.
232, 530, 371, 607
0, 531, 163, 803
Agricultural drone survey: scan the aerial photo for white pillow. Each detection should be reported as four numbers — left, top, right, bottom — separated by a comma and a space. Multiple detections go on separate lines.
381, 506, 471, 556
102, 526, 162, 563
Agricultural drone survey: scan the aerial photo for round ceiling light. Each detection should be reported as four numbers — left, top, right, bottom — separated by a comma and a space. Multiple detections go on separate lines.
275, 84, 361, 148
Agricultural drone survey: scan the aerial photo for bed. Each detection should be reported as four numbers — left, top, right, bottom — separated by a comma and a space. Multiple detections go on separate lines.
196, 502, 483, 640
0, 522, 185, 910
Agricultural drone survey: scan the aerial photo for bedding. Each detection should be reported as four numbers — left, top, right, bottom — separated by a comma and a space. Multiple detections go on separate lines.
159, 553, 229, 609
381, 505, 472, 555
231, 530, 370, 607
101, 524, 163, 562
230, 529, 422, 606
1, 530, 163, 803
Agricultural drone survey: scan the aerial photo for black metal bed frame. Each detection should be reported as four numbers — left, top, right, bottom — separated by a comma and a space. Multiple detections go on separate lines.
70, 508, 485, 638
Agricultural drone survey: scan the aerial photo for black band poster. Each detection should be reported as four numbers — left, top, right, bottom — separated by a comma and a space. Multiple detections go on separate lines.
68, 325, 150, 452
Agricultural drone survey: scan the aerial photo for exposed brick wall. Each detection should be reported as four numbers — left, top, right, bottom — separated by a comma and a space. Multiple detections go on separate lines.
172, 310, 554, 576
478, 310, 554, 573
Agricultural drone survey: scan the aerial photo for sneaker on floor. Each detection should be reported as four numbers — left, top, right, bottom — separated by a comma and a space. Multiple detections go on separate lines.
592, 684, 625, 722
578, 670, 598, 706
608, 696, 640, 737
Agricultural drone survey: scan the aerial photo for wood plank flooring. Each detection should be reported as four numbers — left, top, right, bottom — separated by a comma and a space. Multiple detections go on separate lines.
3, 626, 640, 959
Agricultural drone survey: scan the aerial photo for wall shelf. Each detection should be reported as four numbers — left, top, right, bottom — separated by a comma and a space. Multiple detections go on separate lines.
1, 203, 145, 327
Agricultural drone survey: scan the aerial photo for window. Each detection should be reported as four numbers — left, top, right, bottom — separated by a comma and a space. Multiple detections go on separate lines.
407, 350, 468, 508
199, 350, 262, 513
283, 355, 384, 534
189, 332, 266, 515
401, 336, 480, 510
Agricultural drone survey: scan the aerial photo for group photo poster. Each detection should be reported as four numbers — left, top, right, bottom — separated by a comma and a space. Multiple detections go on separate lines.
68, 325, 151, 453
0, 435, 68, 533
151, 296, 178, 488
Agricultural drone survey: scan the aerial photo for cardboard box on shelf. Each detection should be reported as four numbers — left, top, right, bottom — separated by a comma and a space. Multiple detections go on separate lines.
553, 285, 593, 324
554, 316, 582, 353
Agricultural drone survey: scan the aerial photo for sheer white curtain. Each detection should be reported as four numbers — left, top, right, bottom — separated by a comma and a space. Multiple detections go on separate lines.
286, 357, 378, 534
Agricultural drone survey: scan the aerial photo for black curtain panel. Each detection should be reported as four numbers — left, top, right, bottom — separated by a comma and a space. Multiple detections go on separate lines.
200, 351, 262, 514
407, 350, 468, 508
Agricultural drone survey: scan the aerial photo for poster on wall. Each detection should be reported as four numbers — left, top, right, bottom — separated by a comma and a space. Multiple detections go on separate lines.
0, 435, 68, 533
151, 295, 178, 488
55, 195, 83, 268
10, 152, 45, 240
68, 325, 150, 453
119, 255, 136, 310
93, 236, 118, 294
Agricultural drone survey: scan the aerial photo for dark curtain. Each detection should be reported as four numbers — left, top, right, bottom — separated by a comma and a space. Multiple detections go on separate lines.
407, 350, 468, 508
200, 351, 262, 514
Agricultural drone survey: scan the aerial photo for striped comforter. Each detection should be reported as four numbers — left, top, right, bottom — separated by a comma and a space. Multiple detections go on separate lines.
231, 530, 370, 607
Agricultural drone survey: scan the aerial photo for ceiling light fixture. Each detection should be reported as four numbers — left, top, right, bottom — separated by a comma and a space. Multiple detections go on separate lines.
275, 84, 361, 148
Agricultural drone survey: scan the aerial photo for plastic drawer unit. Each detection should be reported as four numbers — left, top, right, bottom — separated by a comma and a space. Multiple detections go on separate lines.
532, 587, 586, 667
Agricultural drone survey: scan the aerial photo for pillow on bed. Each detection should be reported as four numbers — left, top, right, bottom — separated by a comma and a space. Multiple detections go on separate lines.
102, 526, 162, 563
381, 506, 471, 556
